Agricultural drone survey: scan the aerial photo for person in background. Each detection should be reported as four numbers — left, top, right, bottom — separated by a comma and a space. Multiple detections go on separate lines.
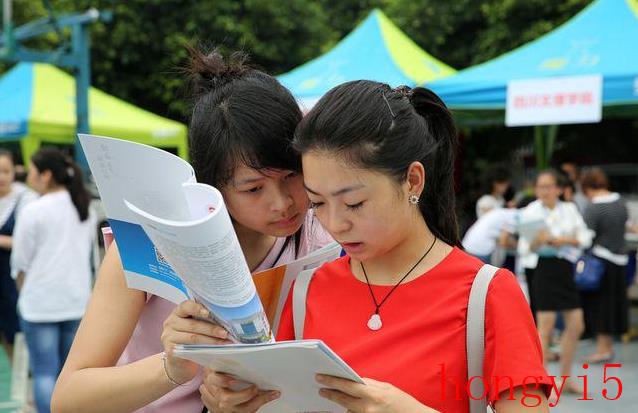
517, 169, 592, 395
580, 168, 629, 363
462, 207, 517, 264
475, 166, 510, 219
560, 161, 589, 213
559, 173, 576, 204
0, 149, 36, 360
11, 147, 96, 413
13, 163, 28, 183
509, 196, 539, 322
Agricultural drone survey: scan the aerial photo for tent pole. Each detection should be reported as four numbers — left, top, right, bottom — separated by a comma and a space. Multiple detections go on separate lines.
534, 125, 545, 170
72, 23, 90, 172
534, 125, 560, 170
545, 124, 558, 168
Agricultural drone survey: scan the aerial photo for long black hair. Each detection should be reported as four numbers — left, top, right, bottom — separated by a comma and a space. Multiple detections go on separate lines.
185, 46, 305, 256
31, 147, 90, 221
294, 80, 460, 246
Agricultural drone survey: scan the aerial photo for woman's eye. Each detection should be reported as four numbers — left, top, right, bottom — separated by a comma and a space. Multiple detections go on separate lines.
346, 202, 364, 211
246, 187, 262, 193
309, 201, 324, 209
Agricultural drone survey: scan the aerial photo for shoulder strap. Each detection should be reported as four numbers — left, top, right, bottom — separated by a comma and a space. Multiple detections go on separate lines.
293, 261, 498, 412
292, 268, 316, 340
467, 264, 499, 413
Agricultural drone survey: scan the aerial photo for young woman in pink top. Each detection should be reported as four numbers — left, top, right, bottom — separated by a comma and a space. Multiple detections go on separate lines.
51, 47, 332, 413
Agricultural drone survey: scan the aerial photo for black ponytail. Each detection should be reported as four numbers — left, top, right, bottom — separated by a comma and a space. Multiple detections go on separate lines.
294, 80, 460, 246
31, 147, 90, 222
409, 87, 459, 246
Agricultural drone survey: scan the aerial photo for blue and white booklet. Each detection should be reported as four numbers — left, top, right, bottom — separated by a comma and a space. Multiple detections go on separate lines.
82, 135, 283, 343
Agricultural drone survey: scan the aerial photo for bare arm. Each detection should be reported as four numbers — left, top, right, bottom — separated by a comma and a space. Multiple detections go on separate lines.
15, 271, 24, 291
51, 243, 177, 413
498, 230, 517, 250
0, 234, 11, 250
547, 236, 580, 248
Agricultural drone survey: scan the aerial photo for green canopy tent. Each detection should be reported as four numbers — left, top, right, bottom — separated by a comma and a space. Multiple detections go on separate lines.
0, 62, 188, 164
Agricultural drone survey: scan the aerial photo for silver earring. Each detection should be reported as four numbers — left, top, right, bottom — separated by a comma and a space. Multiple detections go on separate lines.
408, 194, 419, 205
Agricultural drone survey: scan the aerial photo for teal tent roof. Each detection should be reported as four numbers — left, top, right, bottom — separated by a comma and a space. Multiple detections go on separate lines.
429, 0, 638, 117
278, 9, 455, 109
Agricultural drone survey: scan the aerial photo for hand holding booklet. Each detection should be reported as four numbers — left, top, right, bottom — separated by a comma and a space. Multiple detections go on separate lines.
80, 134, 341, 342
175, 340, 364, 413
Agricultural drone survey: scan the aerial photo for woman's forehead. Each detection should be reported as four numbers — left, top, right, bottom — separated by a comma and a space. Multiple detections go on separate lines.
232, 164, 289, 182
536, 173, 557, 185
0, 156, 14, 167
302, 153, 387, 196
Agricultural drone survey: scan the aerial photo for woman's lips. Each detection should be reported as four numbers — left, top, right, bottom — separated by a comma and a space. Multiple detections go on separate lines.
273, 213, 299, 228
341, 242, 364, 254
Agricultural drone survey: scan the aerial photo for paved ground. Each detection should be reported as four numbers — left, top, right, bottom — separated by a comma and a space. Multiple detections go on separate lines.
547, 338, 637, 413
0, 349, 9, 406
2, 338, 637, 412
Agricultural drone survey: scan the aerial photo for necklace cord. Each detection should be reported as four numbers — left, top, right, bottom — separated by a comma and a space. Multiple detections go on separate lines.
361, 236, 437, 314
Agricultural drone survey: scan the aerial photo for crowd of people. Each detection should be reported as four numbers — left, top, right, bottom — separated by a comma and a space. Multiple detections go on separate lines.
0, 47, 635, 413
0, 147, 96, 413
462, 162, 637, 397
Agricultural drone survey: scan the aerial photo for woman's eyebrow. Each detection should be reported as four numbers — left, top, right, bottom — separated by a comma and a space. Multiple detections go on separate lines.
235, 177, 264, 185
304, 183, 365, 197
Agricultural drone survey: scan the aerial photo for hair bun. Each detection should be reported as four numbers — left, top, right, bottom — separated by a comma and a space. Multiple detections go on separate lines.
186, 45, 251, 97
394, 85, 413, 99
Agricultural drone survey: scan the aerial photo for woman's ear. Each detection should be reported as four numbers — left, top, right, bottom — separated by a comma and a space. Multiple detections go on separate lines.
405, 161, 425, 197
41, 169, 54, 188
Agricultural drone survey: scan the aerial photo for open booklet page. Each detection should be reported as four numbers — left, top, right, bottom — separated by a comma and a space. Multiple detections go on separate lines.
516, 217, 548, 241
174, 339, 363, 413
80, 134, 194, 303
80, 134, 270, 342
253, 241, 342, 334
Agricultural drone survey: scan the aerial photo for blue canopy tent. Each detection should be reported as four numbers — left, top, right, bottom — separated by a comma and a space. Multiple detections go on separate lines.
428, 0, 638, 167
430, 0, 638, 115
278, 9, 455, 110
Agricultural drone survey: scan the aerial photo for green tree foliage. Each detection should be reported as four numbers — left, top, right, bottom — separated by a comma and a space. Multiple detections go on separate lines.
382, 0, 591, 68
2, 0, 593, 118
4, 0, 332, 118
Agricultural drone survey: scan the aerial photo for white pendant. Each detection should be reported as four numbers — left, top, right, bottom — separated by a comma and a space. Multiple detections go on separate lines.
367, 313, 382, 331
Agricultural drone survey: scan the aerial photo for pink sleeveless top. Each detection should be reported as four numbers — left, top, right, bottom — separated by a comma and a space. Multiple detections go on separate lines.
114, 213, 333, 412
